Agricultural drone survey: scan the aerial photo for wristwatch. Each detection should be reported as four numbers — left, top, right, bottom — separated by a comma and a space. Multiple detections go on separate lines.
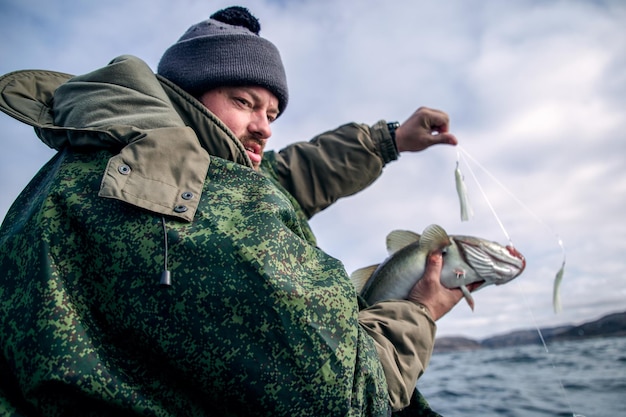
387, 121, 400, 152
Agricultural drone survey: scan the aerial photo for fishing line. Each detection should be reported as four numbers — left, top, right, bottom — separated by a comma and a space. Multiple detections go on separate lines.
458, 147, 563, 236
456, 150, 512, 244
515, 280, 584, 417
456, 146, 567, 312
453, 145, 582, 417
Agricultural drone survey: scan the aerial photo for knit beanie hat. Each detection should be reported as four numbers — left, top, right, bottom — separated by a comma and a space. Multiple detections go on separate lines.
158, 6, 288, 115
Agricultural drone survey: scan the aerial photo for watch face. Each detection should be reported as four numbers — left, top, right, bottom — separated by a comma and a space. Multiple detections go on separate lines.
387, 122, 400, 136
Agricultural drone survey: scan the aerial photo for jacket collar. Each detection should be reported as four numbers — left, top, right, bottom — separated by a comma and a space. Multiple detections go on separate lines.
0, 55, 252, 170
157, 74, 251, 168
0, 55, 256, 221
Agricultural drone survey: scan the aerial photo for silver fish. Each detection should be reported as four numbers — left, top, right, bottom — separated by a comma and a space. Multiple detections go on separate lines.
351, 224, 526, 310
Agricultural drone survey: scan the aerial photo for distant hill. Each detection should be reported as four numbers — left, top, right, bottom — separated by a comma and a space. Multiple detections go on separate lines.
434, 310, 626, 352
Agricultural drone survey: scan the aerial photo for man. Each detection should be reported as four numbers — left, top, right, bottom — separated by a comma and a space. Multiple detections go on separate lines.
0, 6, 462, 417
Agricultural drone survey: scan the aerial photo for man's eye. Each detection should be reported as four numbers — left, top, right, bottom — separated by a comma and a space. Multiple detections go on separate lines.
235, 97, 250, 107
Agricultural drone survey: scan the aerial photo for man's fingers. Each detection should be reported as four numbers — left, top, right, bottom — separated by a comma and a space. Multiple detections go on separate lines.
425, 251, 443, 273
432, 132, 458, 146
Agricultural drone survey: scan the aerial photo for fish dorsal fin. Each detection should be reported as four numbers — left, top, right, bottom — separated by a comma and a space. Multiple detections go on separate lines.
386, 230, 421, 255
419, 224, 451, 252
350, 265, 380, 293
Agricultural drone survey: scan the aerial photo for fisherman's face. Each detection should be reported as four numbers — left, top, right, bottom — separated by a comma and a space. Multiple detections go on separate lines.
199, 86, 279, 170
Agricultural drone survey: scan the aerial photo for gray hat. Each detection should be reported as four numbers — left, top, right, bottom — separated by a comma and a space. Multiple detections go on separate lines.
157, 6, 288, 115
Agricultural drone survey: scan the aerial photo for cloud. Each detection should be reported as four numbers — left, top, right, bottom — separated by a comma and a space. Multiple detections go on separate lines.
0, 0, 625, 339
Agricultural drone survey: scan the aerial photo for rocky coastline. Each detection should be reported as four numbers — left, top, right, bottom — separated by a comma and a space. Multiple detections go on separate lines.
434, 310, 626, 352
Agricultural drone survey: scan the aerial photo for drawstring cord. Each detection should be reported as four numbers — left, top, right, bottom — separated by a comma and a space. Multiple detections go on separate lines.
160, 216, 171, 286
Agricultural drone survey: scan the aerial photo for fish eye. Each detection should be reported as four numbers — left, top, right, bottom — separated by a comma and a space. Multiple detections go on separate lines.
441, 248, 448, 256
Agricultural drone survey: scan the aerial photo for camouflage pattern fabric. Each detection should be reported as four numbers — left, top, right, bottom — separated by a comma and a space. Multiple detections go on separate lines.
0, 147, 396, 416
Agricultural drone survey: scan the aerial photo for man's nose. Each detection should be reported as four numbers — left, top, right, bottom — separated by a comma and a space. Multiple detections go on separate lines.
249, 113, 272, 139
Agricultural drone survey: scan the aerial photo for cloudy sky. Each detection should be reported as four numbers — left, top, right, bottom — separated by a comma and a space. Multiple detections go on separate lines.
1, 0, 624, 340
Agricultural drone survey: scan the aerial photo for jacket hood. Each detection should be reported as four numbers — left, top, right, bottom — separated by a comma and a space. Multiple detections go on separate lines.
0, 68, 73, 146
0, 55, 255, 221
0, 55, 250, 167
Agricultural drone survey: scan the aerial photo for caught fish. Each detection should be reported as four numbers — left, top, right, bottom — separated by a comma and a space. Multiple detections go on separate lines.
351, 224, 526, 310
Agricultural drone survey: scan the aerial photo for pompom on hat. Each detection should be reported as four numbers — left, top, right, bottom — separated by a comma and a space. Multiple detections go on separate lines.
158, 6, 288, 115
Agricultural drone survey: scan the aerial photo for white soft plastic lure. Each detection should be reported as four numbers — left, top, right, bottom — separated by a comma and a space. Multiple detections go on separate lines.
453, 150, 580, 417
454, 147, 566, 314
455, 161, 473, 221
553, 257, 566, 313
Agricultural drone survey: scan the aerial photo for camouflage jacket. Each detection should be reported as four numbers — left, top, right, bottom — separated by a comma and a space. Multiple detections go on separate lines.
0, 56, 438, 416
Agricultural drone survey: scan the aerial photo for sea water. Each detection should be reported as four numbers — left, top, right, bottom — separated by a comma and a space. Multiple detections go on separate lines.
417, 336, 626, 417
